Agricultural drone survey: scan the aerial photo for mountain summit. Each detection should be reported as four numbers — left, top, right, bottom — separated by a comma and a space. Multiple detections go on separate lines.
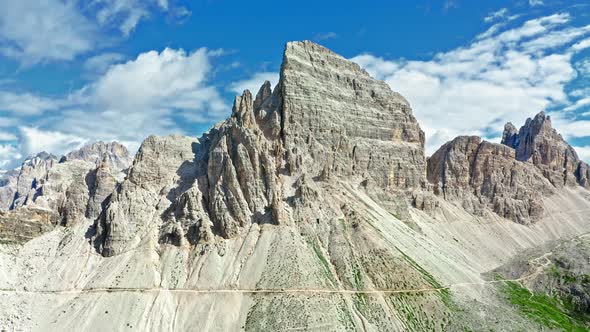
1, 41, 590, 331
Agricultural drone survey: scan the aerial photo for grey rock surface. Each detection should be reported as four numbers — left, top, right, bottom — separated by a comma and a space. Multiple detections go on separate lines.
427, 136, 554, 224
94, 41, 428, 257
0, 141, 132, 212
501, 112, 586, 188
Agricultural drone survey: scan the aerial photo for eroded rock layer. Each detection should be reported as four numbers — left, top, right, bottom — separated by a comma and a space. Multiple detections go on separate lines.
94, 41, 428, 257
426, 111, 590, 224
502, 112, 588, 188
427, 136, 554, 224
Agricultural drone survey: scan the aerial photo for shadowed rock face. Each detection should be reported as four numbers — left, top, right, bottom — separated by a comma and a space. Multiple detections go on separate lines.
0, 208, 57, 244
501, 112, 586, 188
427, 136, 553, 224
0, 142, 132, 213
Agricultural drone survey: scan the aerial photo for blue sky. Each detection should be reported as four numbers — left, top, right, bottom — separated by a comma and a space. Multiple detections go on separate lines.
1, 0, 590, 169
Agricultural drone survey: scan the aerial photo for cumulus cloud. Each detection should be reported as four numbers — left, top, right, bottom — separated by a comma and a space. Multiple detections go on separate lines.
18, 127, 86, 158
0, 145, 21, 169
229, 72, 279, 95
352, 13, 590, 154
529, 0, 544, 7
0, 0, 172, 65
60, 47, 228, 147
0, 0, 97, 65
0, 47, 229, 169
484, 8, 509, 23
83, 52, 127, 75
0, 92, 63, 116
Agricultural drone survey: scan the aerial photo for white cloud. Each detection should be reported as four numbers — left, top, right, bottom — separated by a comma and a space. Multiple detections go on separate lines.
563, 97, 590, 112
574, 146, 590, 162
0, 92, 62, 116
484, 8, 509, 23
529, 0, 544, 7
551, 113, 590, 138
0, 47, 230, 169
576, 58, 590, 75
571, 87, 590, 98
157, 0, 169, 10
351, 13, 589, 154
229, 72, 279, 95
83, 52, 127, 75
0, 145, 21, 168
313, 32, 339, 41
0, 132, 16, 141
0, 0, 97, 65
91, 0, 169, 36
18, 127, 86, 159
573, 38, 590, 51
88, 48, 226, 119
55, 47, 229, 150
0, 0, 171, 65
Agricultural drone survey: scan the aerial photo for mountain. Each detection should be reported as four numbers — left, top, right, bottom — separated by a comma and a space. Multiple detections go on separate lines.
0, 142, 131, 212
1, 41, 589, 331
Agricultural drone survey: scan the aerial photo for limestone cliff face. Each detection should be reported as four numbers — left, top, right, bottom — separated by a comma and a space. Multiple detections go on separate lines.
501, 112, 585, 188
426, 111, 589, 224
427, 136, 553, 224
280, 41, 426, 190
62, 141, 132, 171
0, 141, 132, 234
94, 41, 427, 256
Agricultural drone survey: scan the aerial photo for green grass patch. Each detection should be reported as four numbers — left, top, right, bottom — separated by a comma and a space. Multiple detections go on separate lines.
501, 280, 588, 332
398, 248, 452, 306
308, 237, 338, 288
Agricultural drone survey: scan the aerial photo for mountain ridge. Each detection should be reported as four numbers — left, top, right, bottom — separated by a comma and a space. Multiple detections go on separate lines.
0, 41, 589, 331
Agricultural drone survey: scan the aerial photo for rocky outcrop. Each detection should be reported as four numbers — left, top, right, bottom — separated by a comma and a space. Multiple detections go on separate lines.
0, 142, 132, 213
0, 208, 57, 244
425, 111, 590, 224
501, 112, 584, 187
280, 41, 426, 190
93, 41, 427, 256
95, 83, 287, 255
0, 169, 18, 210
86, 155, 118, 220
10, 152, 59, 209
62, 141, 132, 172
427, 136, 554, 224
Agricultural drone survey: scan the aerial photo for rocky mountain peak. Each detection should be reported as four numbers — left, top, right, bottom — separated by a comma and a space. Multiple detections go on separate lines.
426, 110, 590, 224
426, 135, 553, 224
501, 111, 583, 187
62, 141, 132, 171
0, 141, 132, 212
280, 40, 425, 191
91, 40, 429, 256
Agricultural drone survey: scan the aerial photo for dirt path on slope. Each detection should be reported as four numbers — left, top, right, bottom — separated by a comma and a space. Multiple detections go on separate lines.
0, 270, 542, 296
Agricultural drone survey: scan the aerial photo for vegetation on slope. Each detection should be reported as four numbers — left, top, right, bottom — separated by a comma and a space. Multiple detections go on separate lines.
501, 280, 589, 332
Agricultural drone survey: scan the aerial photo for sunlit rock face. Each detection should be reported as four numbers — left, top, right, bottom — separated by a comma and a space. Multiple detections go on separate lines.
94, 41, 429, 257
501, 112, 586, 188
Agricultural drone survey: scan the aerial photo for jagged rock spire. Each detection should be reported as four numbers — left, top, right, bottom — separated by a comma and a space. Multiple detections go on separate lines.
501, 111, 582, 187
